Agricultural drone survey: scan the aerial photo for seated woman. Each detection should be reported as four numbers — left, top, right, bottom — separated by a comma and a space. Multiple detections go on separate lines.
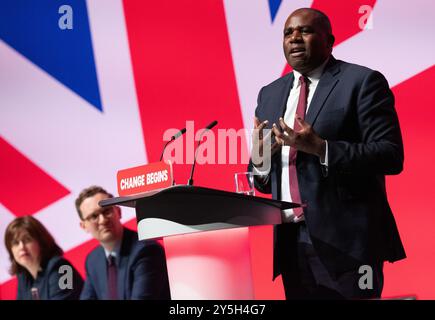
4, 216, 84, 300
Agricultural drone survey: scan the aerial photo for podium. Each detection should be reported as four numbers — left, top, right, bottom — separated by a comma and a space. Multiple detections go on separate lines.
100, 185, 299, 299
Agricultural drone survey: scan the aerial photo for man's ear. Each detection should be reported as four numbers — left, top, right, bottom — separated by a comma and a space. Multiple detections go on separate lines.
79, 220, 88, 232
328, 34, 335, 48
115, 206, 122, 220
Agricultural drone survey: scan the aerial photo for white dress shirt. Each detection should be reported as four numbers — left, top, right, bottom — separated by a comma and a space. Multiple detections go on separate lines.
254, 58, 329, 223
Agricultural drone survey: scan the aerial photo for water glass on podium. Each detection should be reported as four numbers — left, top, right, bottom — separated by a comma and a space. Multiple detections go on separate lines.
234, 172, 255, 196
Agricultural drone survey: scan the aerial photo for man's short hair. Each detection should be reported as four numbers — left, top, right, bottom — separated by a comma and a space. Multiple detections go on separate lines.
295, 8, 333, 35
75, 185, 113, 220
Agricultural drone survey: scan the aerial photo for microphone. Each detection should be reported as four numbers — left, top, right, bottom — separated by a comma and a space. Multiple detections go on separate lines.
187, 120, 218, 186
160, 127, 187, 161
172, 127, 187, 140
204, 120, 218, 130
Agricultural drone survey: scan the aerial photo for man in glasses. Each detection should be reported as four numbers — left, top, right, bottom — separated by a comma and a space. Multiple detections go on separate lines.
75, 185, 171, 300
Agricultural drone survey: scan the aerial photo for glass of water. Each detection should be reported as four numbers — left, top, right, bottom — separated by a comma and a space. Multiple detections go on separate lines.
234, 172, 255, 196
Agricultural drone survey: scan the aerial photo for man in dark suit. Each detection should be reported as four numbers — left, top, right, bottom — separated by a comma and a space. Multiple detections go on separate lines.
75, 186, 171, 300
251, 8, 406, 299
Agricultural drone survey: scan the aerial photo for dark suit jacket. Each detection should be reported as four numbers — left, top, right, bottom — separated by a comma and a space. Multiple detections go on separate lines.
17, 256, 83, 300
80, 228, 171, 300
253, 56, 406, 279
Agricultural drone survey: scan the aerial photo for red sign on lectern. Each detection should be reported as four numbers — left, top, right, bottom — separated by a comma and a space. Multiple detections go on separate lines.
117, 161, 173, 196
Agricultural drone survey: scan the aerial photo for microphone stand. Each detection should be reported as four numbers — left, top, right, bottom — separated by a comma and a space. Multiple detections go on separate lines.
187, 120, 218, 186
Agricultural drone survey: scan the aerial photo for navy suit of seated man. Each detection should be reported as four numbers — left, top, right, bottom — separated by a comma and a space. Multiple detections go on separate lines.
76, 185, 171, 300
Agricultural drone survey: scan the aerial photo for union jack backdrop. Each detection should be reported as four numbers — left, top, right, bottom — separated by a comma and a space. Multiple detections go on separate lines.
1, 0, 434, 299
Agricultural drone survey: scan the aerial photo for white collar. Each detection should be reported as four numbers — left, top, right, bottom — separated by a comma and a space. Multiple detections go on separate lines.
103, 238, 122, 260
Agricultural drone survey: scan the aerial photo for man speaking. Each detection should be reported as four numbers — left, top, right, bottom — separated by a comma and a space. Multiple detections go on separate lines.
251, 8, 406, 299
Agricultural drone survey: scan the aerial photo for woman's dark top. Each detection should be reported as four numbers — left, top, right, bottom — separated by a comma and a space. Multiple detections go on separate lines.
17, 256, 83, 300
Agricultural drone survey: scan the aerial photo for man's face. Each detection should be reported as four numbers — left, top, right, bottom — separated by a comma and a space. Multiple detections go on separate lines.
283, 10, 332, 74
79, 193, 123, 244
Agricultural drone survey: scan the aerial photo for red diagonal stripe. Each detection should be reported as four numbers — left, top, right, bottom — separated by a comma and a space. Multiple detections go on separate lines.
283, 0, 377, 75
0, 137, 70, 216
124, 0, 247, 190
0, 277, 17, 300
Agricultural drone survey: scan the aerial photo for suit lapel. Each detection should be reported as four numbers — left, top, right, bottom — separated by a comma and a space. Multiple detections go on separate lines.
272, 73, 294, 123
306, 57, 341, 125
96, 247, 109, 299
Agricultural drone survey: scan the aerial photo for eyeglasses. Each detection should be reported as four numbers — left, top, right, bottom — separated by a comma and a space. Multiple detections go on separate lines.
82, 207, 115, 223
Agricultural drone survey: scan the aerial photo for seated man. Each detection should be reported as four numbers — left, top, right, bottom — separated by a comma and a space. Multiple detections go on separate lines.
75, 185, 171, 300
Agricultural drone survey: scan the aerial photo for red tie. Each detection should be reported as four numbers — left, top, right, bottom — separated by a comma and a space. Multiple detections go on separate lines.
289, 76, 309, 217
107, 255, 118, 300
